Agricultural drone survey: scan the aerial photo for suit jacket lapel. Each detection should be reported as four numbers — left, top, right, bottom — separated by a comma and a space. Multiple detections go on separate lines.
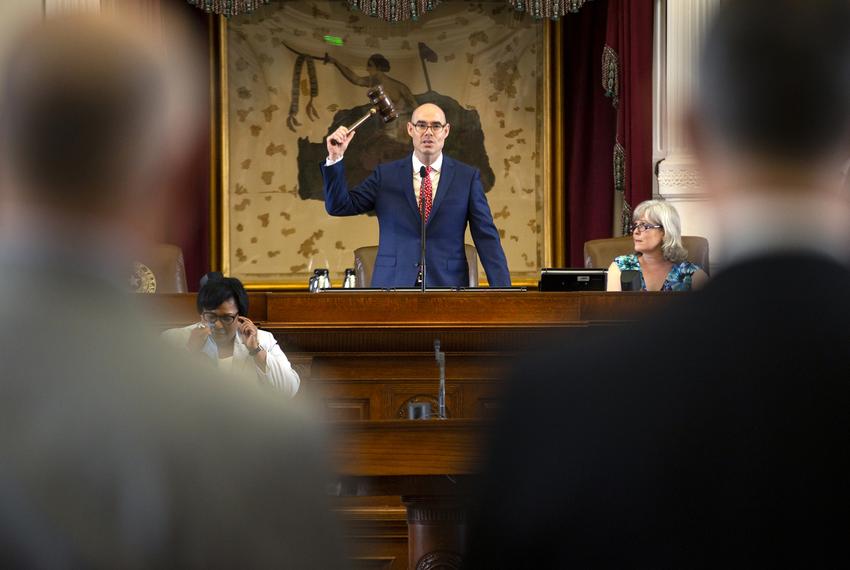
401, 156, 421, 221
427, 155, 454, 226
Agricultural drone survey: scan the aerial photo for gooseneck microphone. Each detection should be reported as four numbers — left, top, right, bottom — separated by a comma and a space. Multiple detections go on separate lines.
418, 165, 428, 292
434, 339, 446, 419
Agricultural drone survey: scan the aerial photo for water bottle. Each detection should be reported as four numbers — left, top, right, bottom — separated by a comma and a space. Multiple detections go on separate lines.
315, 268, 330, 289
343, 268, 356, 288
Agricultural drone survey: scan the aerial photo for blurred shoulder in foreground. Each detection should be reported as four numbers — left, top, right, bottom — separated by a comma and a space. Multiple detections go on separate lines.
0, 12, 345, 568
470, 0, 850, 567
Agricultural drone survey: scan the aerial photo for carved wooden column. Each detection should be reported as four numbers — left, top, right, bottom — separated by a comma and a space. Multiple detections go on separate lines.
403, 496, 467, 569
653, 0, 721, 264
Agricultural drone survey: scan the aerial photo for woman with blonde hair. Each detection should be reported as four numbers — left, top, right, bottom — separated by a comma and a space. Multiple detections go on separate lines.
607, 200, 708, 291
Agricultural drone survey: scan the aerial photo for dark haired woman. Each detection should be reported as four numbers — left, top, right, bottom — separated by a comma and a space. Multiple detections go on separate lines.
162, 274, 299, 397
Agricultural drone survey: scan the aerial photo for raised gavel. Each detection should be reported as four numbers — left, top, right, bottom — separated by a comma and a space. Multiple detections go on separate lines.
330, 85, 398, 145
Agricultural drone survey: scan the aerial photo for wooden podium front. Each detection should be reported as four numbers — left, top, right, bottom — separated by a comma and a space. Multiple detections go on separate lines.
141, 290, 676, 568
142, 290, 671, 420
332, 419, 484, 569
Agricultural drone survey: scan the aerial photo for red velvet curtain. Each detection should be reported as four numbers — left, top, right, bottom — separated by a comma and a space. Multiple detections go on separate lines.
160, 2, 211, 291
107, 0, 210, 290
605, 0, 654, 236
563, 0, 617, 266
562, 0, 653, 266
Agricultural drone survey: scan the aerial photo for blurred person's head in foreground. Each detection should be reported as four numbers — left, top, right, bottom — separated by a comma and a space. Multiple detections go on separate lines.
0, 11, 202, 260
0, 14, 343, 569
691, 0, 850, 256
689, 0, 850, 261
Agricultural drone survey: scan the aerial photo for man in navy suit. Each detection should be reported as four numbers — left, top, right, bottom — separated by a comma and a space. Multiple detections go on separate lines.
321, 103, 511, 287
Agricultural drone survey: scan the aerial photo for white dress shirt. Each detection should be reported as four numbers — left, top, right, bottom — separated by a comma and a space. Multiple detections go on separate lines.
412, 153, 443, 205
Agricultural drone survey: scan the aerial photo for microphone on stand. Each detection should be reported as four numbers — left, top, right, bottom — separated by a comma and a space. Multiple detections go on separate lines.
418, 166, 428, 292
434, 339, 446, 419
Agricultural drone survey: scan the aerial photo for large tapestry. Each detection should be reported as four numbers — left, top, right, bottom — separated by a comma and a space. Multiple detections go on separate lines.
225, 0, 547, 285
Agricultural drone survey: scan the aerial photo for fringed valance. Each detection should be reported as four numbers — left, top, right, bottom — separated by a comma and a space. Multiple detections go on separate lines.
507, 0, 591, 20
347, 0, 442, 22
188, 0, 591, 20
186, 0, 270, 18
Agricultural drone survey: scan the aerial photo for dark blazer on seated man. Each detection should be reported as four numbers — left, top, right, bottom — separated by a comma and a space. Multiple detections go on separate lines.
321, 103, 511, 288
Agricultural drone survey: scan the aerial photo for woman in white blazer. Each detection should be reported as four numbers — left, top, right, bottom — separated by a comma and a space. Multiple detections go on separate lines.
162, 273, 300, 397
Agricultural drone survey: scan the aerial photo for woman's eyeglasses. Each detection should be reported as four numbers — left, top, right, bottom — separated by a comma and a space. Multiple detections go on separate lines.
630, 222, 663, 234
201, 312, 237, 325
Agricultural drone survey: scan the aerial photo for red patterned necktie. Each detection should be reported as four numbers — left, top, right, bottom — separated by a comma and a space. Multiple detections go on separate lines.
420, 165, 433, 221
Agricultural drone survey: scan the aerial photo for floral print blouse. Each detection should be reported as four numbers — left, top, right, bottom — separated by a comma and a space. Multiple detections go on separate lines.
614, 254, 701, 292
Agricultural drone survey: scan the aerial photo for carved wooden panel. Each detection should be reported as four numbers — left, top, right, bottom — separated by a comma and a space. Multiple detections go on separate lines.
265, 291, 585, 326
476, 397, 502, 418
311, 354, 510, 381
390, 385, 461, 420
351, 558, 396, 570
141, 291, 677, 331
395, 395, 441, 420
304, 380, 504, 420
341, 501, 408, 570
324, 399, 371, 421
302, 353, 508, 419
309, 383, 382, 421
330, 420, 485, 477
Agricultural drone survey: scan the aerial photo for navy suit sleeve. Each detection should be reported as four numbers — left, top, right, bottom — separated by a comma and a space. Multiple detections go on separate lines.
320, 160, 380, 216
468, 169, 512, 287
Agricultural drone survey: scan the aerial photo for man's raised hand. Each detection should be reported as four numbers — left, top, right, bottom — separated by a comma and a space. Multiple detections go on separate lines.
326, 126, 355, 161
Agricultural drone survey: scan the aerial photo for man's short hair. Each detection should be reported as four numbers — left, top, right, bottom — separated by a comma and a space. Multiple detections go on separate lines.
697, 0, 850, 161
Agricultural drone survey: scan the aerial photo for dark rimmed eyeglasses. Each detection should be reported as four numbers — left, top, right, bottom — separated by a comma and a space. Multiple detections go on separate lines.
629, 222, 663, 234
411, 122, 446, 134
201, 312, 238, 325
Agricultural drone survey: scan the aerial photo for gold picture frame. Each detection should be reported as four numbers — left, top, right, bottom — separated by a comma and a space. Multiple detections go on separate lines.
209, 1, 565, 290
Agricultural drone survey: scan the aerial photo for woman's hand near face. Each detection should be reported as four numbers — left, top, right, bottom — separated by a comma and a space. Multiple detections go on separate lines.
187, 322, 212, 352
237, 316, 260, 351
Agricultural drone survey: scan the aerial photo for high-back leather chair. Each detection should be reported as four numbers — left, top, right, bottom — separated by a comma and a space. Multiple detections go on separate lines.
130, 243, 188, 293
354, 244, 480, 287
583, 235, 710, 274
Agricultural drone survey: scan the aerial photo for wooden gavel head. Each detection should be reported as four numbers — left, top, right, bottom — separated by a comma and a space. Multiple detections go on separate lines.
330, 85, 400, 145
367, 85, 398, 124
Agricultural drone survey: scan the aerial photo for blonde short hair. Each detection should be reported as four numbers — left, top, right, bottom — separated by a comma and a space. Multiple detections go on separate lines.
633, 199, 688, 263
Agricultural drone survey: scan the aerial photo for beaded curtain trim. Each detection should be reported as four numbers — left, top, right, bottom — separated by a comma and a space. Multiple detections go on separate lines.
186, 0, 270, 18
187, 0, 591, 20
